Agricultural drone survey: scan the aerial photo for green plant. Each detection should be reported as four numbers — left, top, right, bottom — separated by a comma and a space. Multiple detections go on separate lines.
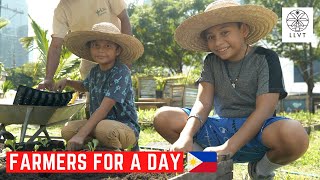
87, 139, 99, 151
5, 137, 23, 151
34, 144, 40, 152
155, 76, 166, 91
1, 80, 14, 96
126, 144, 134, 151
19, 15, 79, 84
0, 18, 9, 29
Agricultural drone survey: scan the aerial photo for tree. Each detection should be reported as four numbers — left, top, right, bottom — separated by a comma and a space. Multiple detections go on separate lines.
19, 15, 79, 82
244, 0, 320, 113
129, 0, 212, 74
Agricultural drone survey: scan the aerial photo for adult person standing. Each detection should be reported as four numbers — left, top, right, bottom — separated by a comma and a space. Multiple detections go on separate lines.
38, 0, 132, 119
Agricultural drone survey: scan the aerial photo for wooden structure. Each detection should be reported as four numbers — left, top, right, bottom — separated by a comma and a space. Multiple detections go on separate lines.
135, 76, 198, 109
137, 76, 156, 98
163, 77, 185, 98
170, 85, 198, 108
135, 77, 166, 109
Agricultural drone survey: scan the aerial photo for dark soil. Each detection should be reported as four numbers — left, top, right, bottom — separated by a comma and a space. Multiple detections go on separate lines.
0, 172, 176, 180
0, 143, 178, 180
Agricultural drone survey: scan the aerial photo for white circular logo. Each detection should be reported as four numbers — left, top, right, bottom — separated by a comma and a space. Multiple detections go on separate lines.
286, 9, 309, 32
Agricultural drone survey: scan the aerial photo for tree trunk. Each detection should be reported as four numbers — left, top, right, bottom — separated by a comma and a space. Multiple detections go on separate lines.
306, 86, 314, 113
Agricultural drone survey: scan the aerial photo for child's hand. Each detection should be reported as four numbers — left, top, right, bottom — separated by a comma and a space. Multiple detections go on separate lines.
54, 79, 68, 92
66, 135, 85, 151
204, 143, 234, 157
169, 136, 193, 152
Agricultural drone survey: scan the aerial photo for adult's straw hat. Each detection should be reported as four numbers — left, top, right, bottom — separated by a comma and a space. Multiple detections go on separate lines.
65, 22, 144, 65
175, 0, 278, 52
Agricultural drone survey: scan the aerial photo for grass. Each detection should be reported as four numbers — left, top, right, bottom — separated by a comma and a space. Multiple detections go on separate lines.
278, 111, 320, 126
233, 130, 320, 179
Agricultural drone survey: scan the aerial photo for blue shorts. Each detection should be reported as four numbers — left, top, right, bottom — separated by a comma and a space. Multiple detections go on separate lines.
182, 108, 288, 163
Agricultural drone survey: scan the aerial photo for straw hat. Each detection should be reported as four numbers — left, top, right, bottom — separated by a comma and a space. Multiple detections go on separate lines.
64, 22, 144, 65
175, 0, 278, 52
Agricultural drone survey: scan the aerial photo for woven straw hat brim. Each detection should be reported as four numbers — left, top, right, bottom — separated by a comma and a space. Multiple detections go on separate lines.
175, 5, 278, 52
64, 31, 144, 65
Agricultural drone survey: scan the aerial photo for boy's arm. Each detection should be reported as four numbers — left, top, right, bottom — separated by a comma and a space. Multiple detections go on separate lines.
66, 97, 116, 150
66, 79, 87, 92
54, 79, 87, 92
170, 82, 214, 151
205, 93, 279, 156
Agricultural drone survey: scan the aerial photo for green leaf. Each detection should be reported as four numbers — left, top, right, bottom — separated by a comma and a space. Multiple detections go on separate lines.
0, 18, 10, 29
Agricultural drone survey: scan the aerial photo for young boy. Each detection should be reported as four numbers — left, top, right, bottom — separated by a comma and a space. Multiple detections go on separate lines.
153, 0, 309, 179
54, 22, 144, 151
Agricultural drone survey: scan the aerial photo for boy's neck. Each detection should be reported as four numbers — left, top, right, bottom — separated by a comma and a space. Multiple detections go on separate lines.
99, 61, 116, 71
228, 45, 250, 62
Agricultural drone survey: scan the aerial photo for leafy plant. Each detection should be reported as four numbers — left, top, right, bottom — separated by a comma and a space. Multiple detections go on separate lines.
155, 77, 166, 91
5, 137, 23, 151
1, 80, 14, 96
87, 139, 99, 151
19, 15, 79, 84
126, 144, 134, 151
0, 17, 9, 29
34, 144, 40, 152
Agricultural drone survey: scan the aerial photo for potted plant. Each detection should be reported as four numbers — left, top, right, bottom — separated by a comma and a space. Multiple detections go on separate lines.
155, 77, 165, 98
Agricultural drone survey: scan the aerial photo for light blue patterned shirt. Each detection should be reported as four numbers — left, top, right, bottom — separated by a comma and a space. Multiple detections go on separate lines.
83, 61, 139, 138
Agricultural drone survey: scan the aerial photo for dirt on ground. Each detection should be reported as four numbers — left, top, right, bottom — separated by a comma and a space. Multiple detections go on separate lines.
0, 172, 176, 180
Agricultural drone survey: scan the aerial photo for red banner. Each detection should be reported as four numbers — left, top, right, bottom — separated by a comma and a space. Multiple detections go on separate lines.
6, 151, 184, 173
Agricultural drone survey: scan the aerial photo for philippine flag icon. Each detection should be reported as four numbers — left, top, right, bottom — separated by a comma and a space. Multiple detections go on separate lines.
187, 152, 217, 173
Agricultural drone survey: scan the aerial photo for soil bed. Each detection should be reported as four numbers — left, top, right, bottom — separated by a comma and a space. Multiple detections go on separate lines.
0, 172, 176, 180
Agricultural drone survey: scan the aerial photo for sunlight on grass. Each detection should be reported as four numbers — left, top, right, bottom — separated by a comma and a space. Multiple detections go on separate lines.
278, 111, 320, 126
5, 123, 65, 142
233, 130, 320, 179
138, 127, 166, 146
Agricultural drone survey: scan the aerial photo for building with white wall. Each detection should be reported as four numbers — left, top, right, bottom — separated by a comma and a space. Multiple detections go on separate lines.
279, 58, 320, 112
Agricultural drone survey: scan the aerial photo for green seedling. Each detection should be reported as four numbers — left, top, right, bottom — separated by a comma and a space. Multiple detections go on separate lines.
33, 138, 50, 152
87, 139, 99, 151
38, 138, 49, 148
126, 144, 134, 151
5, 137, 23, 151
34, 144, 40, 152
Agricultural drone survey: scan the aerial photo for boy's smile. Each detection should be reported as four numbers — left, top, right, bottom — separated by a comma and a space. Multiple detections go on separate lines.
90, 40, 121, 70
204, 22, 250, 62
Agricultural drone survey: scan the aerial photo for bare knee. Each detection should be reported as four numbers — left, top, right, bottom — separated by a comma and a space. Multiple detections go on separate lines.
264, 120, 309, 162
280, 120, 309, 155
153, 106, 187, 131
154, 106, 172, 127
